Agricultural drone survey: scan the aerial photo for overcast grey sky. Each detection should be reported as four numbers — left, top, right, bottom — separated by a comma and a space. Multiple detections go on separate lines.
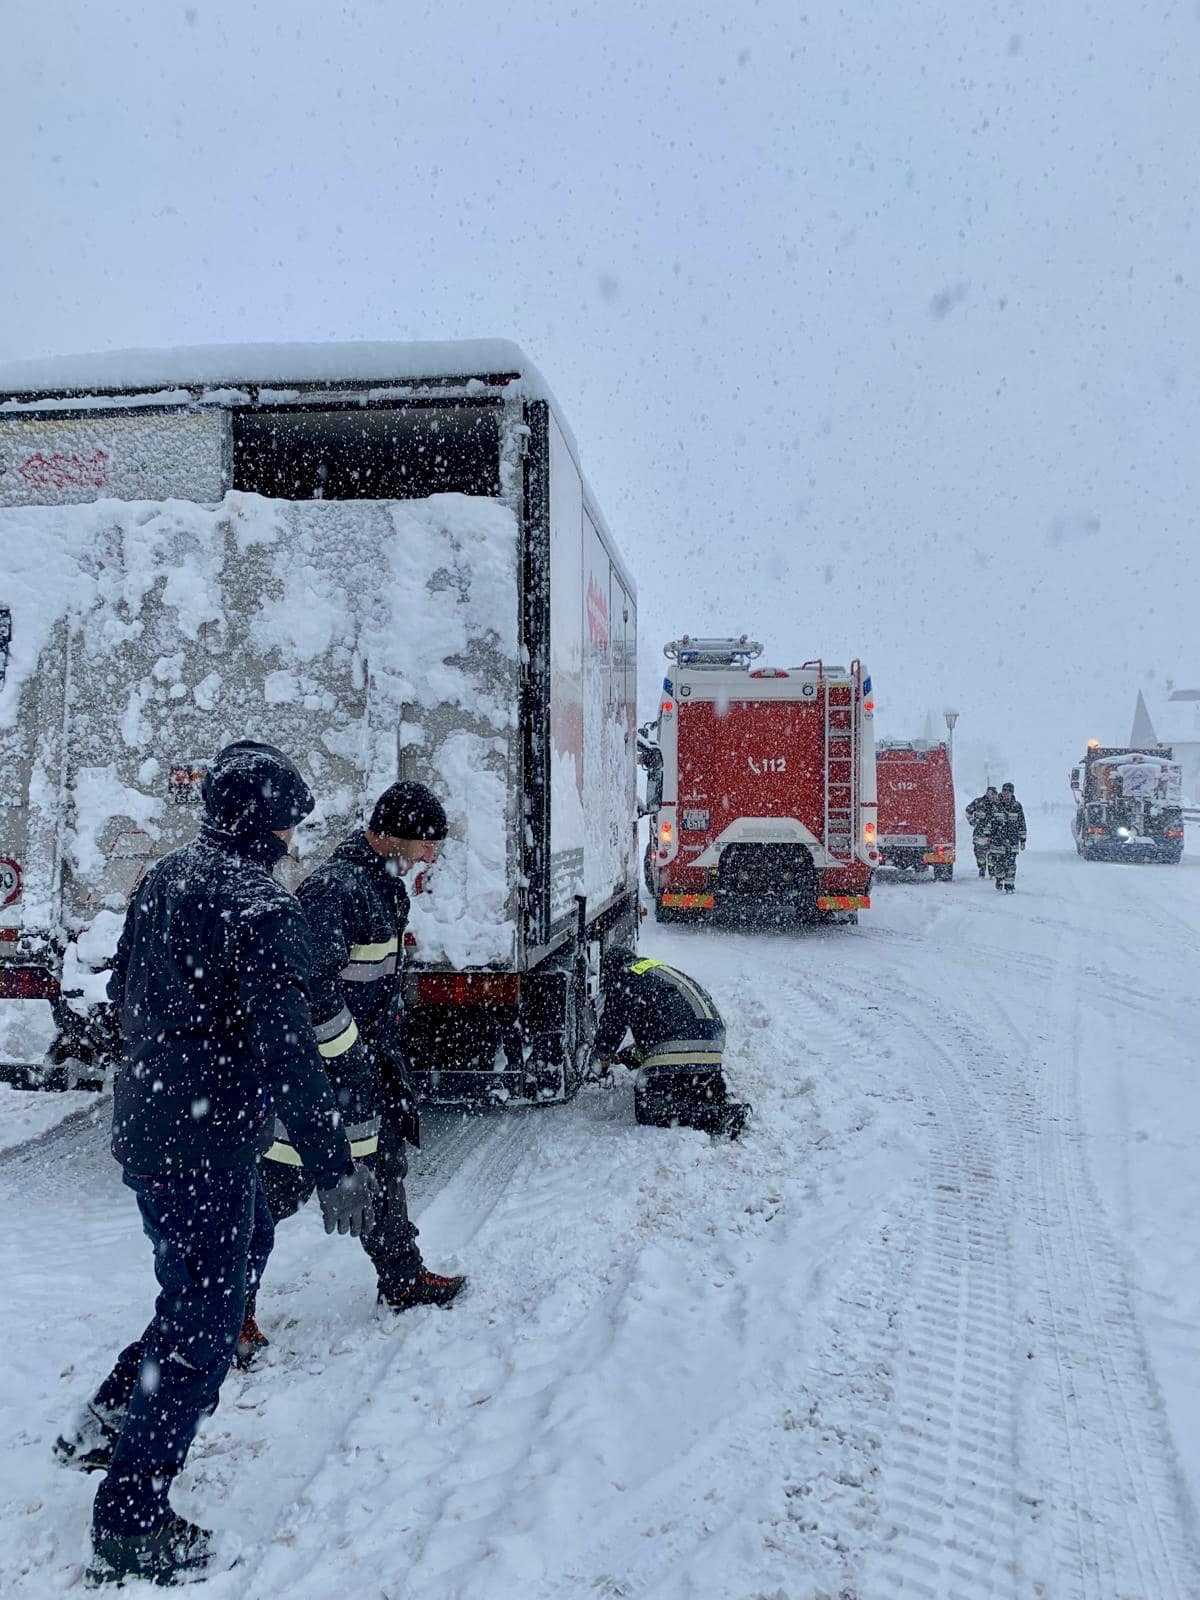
4, 0, 1199, 810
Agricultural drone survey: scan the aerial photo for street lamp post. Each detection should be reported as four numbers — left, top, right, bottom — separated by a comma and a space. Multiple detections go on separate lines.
943, 708, 960, 767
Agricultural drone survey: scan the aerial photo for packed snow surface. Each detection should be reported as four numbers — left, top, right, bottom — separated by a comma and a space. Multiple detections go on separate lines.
2, 850, 1199, 1597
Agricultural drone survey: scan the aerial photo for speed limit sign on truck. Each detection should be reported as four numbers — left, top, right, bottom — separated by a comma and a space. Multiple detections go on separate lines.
0, 857, 21, 909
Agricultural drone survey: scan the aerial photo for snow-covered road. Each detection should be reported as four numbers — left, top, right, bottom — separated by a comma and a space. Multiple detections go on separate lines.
2, 848, 1199, 1598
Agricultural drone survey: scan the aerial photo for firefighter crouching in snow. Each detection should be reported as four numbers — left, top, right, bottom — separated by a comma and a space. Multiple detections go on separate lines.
55, 742, 376, 1590
985, 782, 1027, 893
591, 947, 749, 1138
239, 781, 465, 1362
965, 785, 999, 877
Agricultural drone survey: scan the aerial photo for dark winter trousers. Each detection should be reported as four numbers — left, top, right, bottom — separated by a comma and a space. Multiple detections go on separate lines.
634, 1020, 732, 1133
91, 1165, 274, 1536
989, 845, 1019, 888
256, 1116, 421, 1299
973, 833, 990, 872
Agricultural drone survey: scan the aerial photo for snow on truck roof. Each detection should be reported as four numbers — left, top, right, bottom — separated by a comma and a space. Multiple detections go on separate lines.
0, 338, 551, 404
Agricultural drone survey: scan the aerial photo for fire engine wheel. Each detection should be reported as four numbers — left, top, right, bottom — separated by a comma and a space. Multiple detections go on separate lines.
932, 864, 954, 882
655, 895, 678, 925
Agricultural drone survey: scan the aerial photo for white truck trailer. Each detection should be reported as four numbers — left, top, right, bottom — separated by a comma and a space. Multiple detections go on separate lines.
0, 340, 638, 1100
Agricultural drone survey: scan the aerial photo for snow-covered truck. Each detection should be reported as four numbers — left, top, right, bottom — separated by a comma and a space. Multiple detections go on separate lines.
641, 637, 877, 923
1070, 743, 1184, 864
0, 340, 638, 1099
875, 739, 956, 880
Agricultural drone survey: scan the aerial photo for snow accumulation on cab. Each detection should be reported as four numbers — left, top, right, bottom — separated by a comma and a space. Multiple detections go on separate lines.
0, 490, 520, 968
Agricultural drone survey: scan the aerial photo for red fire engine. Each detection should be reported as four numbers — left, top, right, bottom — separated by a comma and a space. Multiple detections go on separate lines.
875, 740, 956, 880
641, 637, 877, 923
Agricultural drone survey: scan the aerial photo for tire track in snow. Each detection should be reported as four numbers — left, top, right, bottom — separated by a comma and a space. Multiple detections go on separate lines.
791, 962, 1025, 1600
1010, 934, 1200, 1599
199, 1109, 537, 1600
863, 870, 1200, 1599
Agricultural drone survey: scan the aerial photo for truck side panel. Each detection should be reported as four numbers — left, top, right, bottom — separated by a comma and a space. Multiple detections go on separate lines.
546, 411, 585, 932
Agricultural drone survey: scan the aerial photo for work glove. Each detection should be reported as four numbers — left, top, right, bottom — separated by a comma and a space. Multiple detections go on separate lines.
1020, 841, 1026, 851
317, 1164, 379, 1238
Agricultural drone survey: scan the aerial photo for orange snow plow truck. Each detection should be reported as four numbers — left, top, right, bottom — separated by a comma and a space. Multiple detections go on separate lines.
875, 740, 957, 880
641, 637, 877, 923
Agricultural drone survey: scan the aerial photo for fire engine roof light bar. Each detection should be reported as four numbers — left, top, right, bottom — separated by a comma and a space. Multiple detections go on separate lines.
663, 635, 764, 669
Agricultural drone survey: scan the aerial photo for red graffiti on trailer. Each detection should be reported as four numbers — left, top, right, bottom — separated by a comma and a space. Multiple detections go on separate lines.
18, 449, 110, 493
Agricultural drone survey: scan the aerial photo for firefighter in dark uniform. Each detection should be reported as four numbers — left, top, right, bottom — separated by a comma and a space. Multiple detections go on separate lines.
985, 782, 1027, 893
965, 786, 999, 877
591, 947, 749, 1137
54, 741, 375, 1589
241, 781, 465, 1353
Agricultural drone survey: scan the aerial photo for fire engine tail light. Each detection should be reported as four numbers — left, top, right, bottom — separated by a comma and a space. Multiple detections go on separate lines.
660, 820, 673, 845
661, 699, 674, 716
1166, 828, 1184, 839
864, 821, 877, 846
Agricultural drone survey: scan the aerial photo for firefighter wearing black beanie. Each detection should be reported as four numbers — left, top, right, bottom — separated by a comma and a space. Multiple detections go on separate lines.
369, 781, 448, 842
246, 775, 465, 1344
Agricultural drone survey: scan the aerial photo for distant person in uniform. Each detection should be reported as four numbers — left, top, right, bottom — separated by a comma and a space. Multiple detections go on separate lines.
591, 947, 749, 1137
965, 786, 999, 877
986, 782, 1027, 893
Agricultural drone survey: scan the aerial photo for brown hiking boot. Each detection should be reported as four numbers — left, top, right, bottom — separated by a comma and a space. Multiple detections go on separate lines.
234, 1313, 270, 1371
379, 1269, 467, 1312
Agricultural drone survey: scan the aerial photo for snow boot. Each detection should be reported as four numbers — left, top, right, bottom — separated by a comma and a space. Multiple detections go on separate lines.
378, 1269, 467, 1312
1005, 883, 1015, 893
234, 1312, 270, 1371
978, 865, 986, 878
995, 878, 1005, 891
85, 1514, 214, 1588
53, 1402, 121, 1474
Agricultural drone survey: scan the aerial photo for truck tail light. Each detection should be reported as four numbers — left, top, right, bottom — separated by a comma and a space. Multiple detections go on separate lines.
864, 699, 876, 713
0, 927, 17, 943
1166, 828, 1184, 838
0, 966, 58, 1000
1087, 826, 1106, 835
416, 973, 521, 1006
661, 699, 674, 716
864, 820, 877, 846
660, 820, 673, 845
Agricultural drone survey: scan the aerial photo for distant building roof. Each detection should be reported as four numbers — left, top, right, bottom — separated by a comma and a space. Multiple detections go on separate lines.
1131, 682, 1200, 748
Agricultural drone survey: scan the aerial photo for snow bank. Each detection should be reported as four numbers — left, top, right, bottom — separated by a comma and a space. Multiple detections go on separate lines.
0, 1083, 102, 1153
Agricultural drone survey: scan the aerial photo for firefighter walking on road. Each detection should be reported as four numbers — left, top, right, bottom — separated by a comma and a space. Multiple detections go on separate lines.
965, 785, 999, 877
591, 947, 749, 1137
985, 782, 1027, 893
242, 781, 466, 1353
55, 742, 375, 1589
